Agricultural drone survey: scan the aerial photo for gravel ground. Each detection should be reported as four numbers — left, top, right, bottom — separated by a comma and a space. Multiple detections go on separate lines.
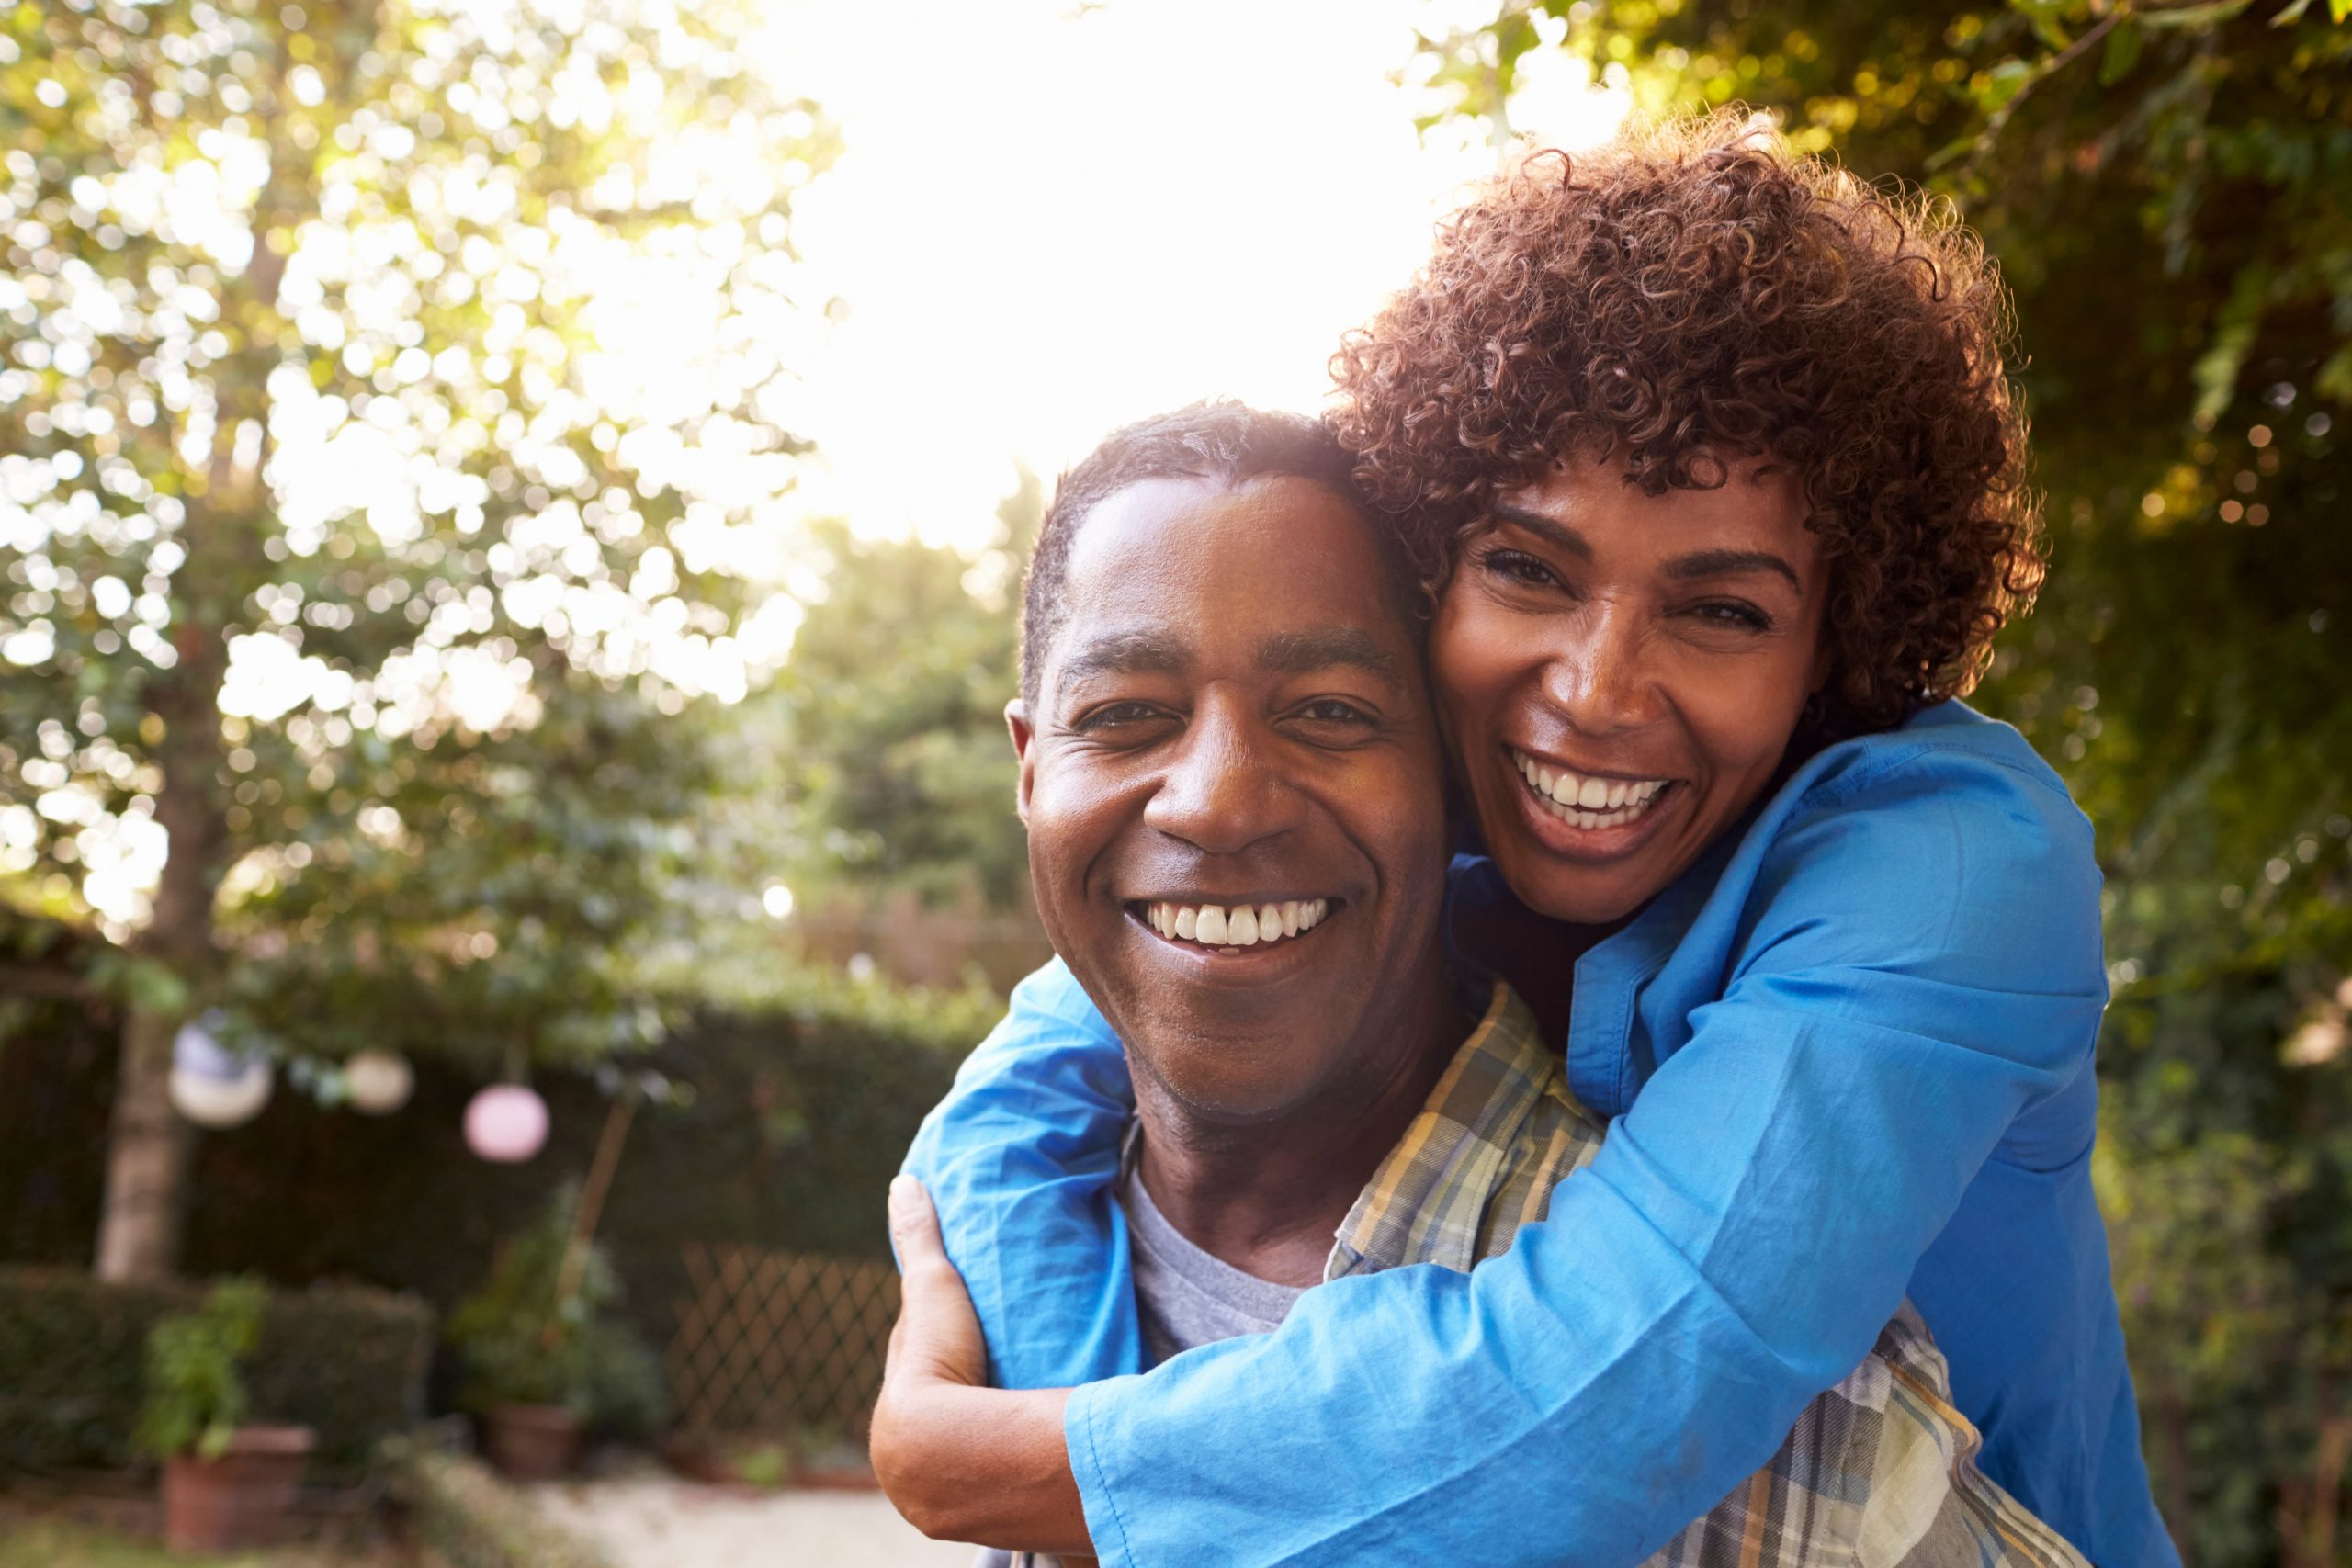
527, 1470, 977, 1568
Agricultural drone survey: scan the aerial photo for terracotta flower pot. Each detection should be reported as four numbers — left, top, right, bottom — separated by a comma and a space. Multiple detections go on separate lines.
481, 1402, 582, 1480
161, 1424, 315, 1552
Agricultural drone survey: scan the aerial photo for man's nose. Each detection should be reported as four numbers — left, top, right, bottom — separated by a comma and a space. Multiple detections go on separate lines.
1539, 604, 1665, 736
1141, 695, 1307, 854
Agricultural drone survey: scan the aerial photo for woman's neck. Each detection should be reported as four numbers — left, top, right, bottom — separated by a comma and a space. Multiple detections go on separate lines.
1451, 895, 1621, 1049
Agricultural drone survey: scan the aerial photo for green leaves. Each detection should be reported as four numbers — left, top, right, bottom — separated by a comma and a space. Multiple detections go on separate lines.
136, 1277, 266, 1460
1423, 3, 2352, 1556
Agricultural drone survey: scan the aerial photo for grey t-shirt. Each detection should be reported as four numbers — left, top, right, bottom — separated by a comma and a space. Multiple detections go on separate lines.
971, 1171, 1312, 1567
1121, 1165, 1309, 1363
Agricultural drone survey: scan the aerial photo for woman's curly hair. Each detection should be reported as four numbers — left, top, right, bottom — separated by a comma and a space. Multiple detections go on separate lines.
1329, 109, 2043, 737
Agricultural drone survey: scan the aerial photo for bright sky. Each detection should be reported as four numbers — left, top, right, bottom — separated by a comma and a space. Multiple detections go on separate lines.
10, 0, 1634, 934
763, 0, 1627, 550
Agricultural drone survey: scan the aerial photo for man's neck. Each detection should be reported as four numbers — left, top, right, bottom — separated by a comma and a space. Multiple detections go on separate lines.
1129, 961, 1468, 1289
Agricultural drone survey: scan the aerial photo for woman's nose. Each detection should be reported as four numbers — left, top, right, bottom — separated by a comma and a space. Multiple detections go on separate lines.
1538, 608, 1662, 736
1141, 698, 1307, 854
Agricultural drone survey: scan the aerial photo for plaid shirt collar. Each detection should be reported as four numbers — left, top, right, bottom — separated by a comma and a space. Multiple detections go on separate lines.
1326, 981, 1557, 1281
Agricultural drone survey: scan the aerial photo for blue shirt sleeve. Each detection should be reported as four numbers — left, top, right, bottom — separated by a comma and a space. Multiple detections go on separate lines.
901, 955, 1146, 1386
921, 747, 2109, 1567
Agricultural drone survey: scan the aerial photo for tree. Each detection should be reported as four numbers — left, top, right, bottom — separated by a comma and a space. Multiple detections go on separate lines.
0, 0, 834, 1281
744, 471, 1036, 916
1409, 5, 2350, 1562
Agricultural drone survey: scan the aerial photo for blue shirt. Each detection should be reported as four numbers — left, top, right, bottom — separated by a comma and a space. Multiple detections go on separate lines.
905, 701, 2176, 1568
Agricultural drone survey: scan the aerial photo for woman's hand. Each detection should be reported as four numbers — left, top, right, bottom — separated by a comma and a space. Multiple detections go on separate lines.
871, 1176, 1095, 1558
881, 1173, 992, 1397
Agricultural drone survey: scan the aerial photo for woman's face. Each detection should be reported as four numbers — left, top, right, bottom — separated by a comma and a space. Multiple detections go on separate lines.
1430, 455, 1832, 927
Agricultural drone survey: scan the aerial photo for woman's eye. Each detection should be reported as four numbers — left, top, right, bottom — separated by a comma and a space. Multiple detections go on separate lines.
1478, 547, 1564, 590
1689, 601, 1774, 632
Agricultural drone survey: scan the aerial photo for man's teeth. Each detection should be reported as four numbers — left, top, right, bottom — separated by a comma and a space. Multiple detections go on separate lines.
1511, 750, 1668, 830
1147, 899, 1329, 949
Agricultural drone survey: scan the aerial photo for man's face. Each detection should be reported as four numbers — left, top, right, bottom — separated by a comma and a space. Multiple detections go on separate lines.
1010, 475, 1450, 1126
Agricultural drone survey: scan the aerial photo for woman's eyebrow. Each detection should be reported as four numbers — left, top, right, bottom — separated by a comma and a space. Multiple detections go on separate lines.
1488, 504, 1593, 558
1664, 549, 1804, 593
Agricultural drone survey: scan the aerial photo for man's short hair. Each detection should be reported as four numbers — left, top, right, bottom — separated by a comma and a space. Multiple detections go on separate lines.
1019, 401, 1417, 706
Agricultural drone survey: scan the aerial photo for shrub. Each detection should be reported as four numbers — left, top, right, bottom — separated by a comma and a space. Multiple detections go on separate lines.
0, 1267, 433, 1480
445, 1187, 666, 1440
136, 1276, 266, 1460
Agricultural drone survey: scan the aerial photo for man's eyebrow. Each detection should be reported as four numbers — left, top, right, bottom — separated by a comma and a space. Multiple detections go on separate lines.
1055, 629, 1192, 688
1664, 549, 1804, 594
1257, 626, 1402, 685
1487, 504, 1593, 558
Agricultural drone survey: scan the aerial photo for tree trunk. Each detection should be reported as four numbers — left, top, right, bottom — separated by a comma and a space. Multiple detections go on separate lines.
93, 1006, 196, 1280
93, 655, 229, 1283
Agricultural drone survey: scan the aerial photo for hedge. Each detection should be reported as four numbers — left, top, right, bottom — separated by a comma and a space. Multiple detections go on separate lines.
0, 964, 987, 1393
0, 1266, 434, 1480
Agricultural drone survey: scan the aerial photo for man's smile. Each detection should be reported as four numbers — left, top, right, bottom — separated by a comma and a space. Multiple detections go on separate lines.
1131, 897, 1334, 953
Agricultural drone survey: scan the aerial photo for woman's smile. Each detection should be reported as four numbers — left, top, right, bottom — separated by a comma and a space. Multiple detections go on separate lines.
1499, 744, 1683, 858
1430, 456, 1829, 926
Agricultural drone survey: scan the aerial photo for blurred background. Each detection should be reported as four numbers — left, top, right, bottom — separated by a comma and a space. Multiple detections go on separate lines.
0, 0, 2345, 1564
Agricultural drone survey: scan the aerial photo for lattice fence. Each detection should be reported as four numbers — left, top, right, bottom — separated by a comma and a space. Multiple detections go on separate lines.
666, 1244, 900, 1437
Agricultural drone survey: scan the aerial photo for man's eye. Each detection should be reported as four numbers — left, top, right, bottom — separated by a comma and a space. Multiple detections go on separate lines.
1075, 701, 1167, 731
1292, 698, 1375, 727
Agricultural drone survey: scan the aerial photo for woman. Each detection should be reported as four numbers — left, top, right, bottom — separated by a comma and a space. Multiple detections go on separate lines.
876, 112, 2175, 1567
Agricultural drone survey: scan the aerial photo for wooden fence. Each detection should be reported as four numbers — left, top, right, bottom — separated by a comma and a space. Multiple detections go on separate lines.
665, 1244, 900, 1438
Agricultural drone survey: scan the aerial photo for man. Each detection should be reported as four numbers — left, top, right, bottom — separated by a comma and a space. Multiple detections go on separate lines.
876, 402, 2086, 1568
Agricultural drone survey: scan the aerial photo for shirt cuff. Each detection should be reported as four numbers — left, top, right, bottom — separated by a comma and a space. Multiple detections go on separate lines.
1066, 1375, 1143, 1568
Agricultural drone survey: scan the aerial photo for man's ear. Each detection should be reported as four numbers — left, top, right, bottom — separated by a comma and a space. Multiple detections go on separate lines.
1005, 698, 1036, 827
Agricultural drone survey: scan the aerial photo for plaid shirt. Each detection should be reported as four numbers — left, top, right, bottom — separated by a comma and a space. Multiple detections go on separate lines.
1325, 981, 2091, 1568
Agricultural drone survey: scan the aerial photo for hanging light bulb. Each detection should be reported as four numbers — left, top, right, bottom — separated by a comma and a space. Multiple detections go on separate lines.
168, 1012, 273, 1130
463, 1084, 548, 1163
344, 1050, 414, 1115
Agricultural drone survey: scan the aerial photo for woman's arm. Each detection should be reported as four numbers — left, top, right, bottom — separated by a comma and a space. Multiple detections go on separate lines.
871, 1175, 1092, 1557
899, 746, 2112, 1567
899, 956, 1144, 1389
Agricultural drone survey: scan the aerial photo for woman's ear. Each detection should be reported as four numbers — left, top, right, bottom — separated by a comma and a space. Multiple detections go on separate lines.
1004, 698, 1036, 826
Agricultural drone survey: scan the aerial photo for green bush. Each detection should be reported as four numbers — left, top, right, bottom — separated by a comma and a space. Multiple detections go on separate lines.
0, 1267, 433, 1480
446, 1187, 667, 1440
136, 1277, 266, 1460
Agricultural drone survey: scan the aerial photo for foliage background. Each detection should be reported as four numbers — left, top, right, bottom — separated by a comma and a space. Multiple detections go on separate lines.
1406, 2, 2352, 1562
0, 0, 2346, 1562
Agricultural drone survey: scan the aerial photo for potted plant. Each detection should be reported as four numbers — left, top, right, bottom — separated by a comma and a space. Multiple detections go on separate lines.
138, 1277, 316, 1552
447, 1186, 665, 1480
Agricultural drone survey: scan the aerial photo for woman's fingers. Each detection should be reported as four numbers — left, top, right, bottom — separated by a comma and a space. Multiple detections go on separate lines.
885, 1174, 990, 1390
888, 1171, 951, 1273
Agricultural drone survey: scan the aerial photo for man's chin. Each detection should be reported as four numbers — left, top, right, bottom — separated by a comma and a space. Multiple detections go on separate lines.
1121, 1020, 1345, 1128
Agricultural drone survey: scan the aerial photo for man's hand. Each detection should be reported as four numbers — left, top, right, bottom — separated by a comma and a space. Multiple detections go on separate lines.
871, 1176, 1095, 1559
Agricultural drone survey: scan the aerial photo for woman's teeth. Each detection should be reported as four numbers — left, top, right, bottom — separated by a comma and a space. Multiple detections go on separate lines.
1511, 750, 1668, 830
1145, 899, 1329, 949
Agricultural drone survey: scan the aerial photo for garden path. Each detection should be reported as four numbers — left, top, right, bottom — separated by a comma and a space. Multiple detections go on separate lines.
526, 1469, 975, 1567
